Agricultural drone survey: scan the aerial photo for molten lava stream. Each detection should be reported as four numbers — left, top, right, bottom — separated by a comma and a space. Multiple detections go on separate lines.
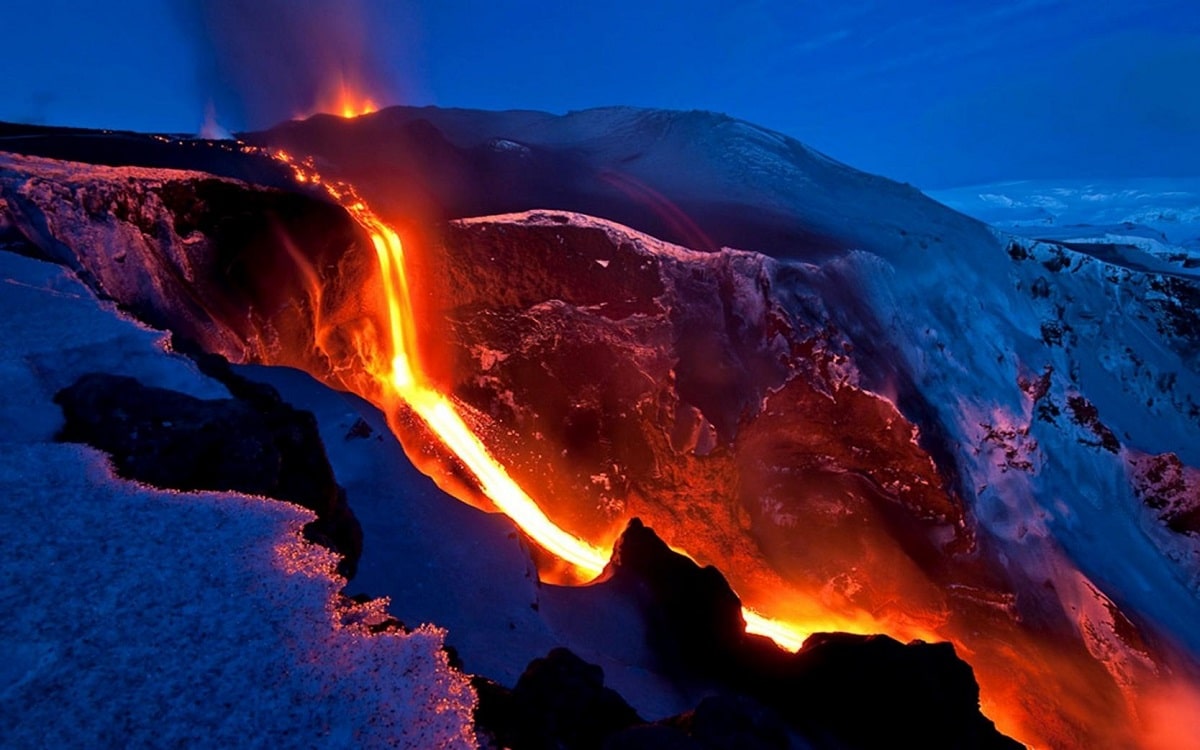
274, 149, 818, 652
269, 148, 1080, 746
370, 220, 817, 647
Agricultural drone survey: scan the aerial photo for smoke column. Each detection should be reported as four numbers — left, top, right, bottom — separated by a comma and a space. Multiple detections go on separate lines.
179, 0, 398, 130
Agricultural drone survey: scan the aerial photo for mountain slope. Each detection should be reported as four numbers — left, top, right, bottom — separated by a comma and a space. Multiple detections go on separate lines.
248, 105, 995, 265
3, 106, 1200, 747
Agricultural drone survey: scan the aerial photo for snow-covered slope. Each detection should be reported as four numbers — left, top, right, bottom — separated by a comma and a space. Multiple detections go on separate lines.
251, 105, 996, 264
928, 177, 1200, 250
231, 363, 701, 720
0, 251, 476, 748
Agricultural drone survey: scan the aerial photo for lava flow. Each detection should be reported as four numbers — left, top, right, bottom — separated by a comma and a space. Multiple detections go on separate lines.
269, 143, 1132, 749
272, 149, 818, 653
274, 136, 1192, 749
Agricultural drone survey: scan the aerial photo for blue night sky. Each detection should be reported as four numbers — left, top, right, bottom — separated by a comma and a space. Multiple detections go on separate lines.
3, 0, 1198, 188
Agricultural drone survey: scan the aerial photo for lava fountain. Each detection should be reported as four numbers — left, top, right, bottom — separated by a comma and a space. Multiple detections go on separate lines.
304, 71, 379, 120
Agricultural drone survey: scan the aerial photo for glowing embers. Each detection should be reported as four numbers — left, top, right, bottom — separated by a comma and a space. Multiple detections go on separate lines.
324, 88, 379, 120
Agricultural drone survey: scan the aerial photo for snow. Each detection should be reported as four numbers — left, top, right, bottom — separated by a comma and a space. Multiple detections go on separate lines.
0, 251, 229, 444
459, 209, 709, 265
0, 251, 476, 748
455, 202, 1200, 675
488, 138, 531, 156
0, 150, 224, 187
233, 363, 699, 720
823, 218, 1200, 660
231, 363, 559, 686
928, 177, 1200, 248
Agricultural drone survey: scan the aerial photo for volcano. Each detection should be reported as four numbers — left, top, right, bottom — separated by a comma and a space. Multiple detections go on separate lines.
1, 107, 1199, 749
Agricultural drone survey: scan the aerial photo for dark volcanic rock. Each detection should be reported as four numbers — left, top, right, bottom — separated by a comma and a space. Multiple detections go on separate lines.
606, 518, 747, 675
474, 648, 642, 750
54, 372, 362, 577
0, 152, 377, 386
472, 518, 1021, 748
602, 725, 704, 750
602, 519, 1021, 750
773, 633, 1019, 750
665, 694, 799, 750
1131, 451, 1200, 535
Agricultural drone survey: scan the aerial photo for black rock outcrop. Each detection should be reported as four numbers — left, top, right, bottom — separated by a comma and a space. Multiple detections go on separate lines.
54, 371, 362, 577
474, 519, 1020, 749
604, 519, 1022, 750
606, 518, 747, 676
474, 648, 642, 750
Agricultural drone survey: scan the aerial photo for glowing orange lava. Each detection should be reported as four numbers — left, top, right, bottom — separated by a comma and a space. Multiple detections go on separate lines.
269, 149, 1054, 748
258, 143, 1200, 749
301, 73, 379, 120
358, 190, 826, 647
742, 609, 807, 651
271, 149, 817, 652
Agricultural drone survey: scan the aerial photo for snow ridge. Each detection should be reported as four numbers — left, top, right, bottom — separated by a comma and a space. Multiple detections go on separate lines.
0, 251, 476, 748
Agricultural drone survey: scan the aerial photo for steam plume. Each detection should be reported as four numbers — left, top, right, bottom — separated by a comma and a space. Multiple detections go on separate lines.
180, 0, 396, 129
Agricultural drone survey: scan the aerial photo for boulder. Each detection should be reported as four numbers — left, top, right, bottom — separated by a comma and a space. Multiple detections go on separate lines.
475, 647, 641, 750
